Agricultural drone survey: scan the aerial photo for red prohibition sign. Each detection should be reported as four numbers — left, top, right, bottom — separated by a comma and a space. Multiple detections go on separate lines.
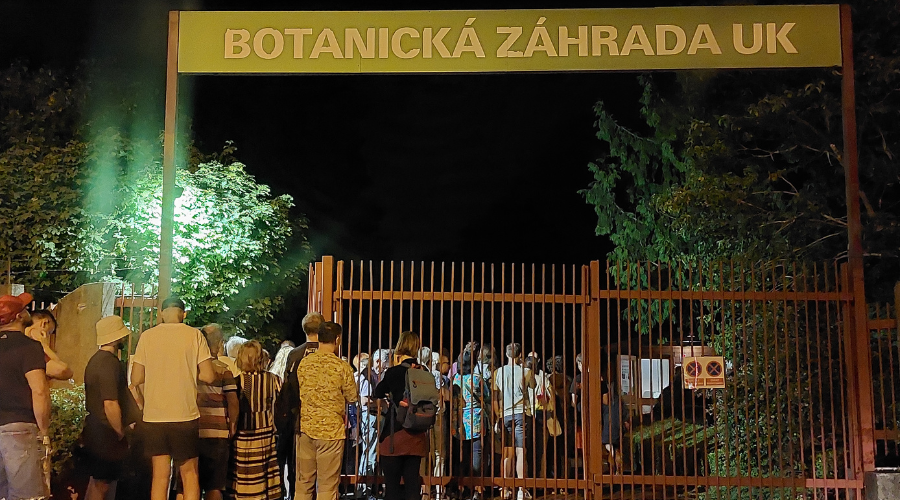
706, 360, 723, 377
685, 361, 702, 378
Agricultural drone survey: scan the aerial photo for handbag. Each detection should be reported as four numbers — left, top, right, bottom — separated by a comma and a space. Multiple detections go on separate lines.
546, 415, 563, 437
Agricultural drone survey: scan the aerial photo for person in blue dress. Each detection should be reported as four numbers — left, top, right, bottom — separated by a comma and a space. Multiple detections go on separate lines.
452, 349, 489, 500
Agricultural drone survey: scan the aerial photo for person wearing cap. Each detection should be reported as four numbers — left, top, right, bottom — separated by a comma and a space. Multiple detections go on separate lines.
130, 297, 217, 500
84, 315, 139, 500
0, 292, 50, 500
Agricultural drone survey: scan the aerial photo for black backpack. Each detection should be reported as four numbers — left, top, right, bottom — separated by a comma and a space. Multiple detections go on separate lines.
274, 343, 317, 433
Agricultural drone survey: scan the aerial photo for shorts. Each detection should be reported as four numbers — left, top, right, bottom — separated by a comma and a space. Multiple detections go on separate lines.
198, 439, 230, 491
142, 419, 200, 462
502, 414, 531, 448
88, 454, 123, 482
0, 422, 46, 500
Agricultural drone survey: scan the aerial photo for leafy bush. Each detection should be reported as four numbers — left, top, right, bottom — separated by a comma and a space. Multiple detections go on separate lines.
0, 65, 313, 338
49, 386, 86, 475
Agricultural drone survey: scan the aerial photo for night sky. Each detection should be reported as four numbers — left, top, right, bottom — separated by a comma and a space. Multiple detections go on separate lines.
1, 0, 674, 268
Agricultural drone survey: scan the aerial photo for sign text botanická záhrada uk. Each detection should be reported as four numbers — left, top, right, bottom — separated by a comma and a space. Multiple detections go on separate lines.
177, 6, 841, 73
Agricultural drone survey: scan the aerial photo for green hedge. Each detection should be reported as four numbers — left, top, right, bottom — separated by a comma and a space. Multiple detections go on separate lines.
49, 386, 86, 475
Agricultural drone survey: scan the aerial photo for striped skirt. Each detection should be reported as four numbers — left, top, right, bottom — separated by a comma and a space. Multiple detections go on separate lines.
230, 425, 281, 500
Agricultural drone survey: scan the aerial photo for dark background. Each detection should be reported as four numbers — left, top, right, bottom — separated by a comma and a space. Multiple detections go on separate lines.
2, 0, 668, 343
0, 0, 671, 266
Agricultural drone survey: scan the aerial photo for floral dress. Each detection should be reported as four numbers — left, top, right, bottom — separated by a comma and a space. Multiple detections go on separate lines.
452, 372, 488, 440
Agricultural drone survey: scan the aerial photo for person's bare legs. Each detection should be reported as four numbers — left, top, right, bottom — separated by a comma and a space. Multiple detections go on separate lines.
85, 478, 116, 500
515, 447, 528, 498
204, 489, 223, 500
515, 447, 525, 479
502, 447, 515, 498
178, 481, 223, 500
604, 444, 620, 475
150, 456, 172, 500
178, 457, 201, 500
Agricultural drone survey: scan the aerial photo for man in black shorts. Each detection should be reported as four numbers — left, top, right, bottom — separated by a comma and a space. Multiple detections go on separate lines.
131, 298, 217, 500
84, 315, 138, 500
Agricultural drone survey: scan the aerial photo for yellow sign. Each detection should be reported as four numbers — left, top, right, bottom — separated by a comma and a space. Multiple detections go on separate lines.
683, 356, 726, 389
177, 6, 841, 74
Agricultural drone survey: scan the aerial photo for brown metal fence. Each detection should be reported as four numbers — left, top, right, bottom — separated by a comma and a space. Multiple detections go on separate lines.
589, 261, 864, 500
323, 258, 594, 498
869, 284, 900, 469
96, 257, 893, 498
113, 282, 159, 356
307, 257, 871, 499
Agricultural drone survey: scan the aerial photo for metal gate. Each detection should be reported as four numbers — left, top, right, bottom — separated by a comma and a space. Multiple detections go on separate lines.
308, 257, 868, 499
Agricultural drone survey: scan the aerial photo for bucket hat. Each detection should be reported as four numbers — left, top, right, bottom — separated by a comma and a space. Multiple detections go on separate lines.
96, 315, 132, 346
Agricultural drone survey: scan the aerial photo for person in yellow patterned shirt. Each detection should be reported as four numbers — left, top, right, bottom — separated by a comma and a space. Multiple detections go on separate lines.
295, 321, 358, 500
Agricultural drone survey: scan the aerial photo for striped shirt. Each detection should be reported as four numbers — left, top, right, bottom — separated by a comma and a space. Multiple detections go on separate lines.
198, 359, 238, 439
237, 371, 282, 431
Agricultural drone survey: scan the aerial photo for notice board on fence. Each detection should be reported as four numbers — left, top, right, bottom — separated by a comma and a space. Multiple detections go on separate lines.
683, 356, 726, 389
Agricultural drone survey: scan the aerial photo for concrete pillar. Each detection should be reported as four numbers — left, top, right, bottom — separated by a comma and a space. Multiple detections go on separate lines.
866, 472, 900, 500
54, 283, 118, 385
0, 283, 25, 296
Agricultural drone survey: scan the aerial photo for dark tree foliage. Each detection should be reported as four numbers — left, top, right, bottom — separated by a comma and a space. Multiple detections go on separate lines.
581, 0, 899, 302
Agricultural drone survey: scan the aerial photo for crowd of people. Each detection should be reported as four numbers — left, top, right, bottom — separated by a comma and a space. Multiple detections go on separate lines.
0, 292, 627, 500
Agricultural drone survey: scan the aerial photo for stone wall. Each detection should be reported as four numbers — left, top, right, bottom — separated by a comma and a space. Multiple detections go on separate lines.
54, 283, 118, 385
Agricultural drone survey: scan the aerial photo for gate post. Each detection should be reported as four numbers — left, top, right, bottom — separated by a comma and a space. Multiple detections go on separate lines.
307, 261, 318, 312
321, 256, 335, 321
584, 261, 604, 498
840, 4, 876, 474
158, 11, 180, 302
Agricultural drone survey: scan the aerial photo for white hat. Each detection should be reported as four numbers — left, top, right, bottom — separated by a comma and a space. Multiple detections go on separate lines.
96, 316, 131, 346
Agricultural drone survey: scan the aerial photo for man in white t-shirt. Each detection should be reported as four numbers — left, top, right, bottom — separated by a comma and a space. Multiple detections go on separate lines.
493, 342, 535, 500
131, 297, 217, 500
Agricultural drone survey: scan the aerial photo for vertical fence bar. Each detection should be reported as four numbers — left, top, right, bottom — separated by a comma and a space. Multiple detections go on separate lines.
683, 261, 694, 495
472, 262, 486, 496
790, 262, 803, 497
800, 263, 817, 495
889, 284, 900, 459
818, 265, 832, 498
748, 261, 761, 498
831, 263, 850, 484
840, 264, 863, 482
307, 262, 316, 312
